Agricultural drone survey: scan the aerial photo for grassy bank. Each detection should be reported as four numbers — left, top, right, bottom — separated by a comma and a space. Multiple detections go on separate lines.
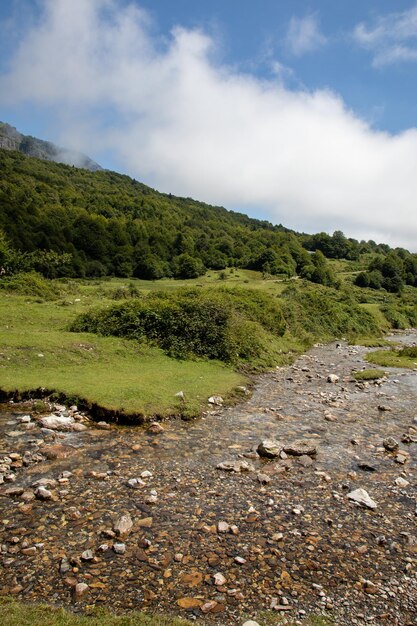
0, 287, 245, 419
0, 598, 192, 626
0, 270, 409, 419
0, 598, 333, 626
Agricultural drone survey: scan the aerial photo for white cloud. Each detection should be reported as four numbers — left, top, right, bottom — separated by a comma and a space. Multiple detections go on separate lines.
354, 4, 417, 67
285, 14, 327, 57
1, 0, 417, 250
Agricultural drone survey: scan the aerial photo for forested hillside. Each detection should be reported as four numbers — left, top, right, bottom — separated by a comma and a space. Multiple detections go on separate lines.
1, 147, 416, 291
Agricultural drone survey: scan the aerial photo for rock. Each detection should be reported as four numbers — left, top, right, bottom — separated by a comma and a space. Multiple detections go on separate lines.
242, 622, 261, 626
60, 557, 71, 574
235, 556, 246, 564
257, 473, 271, 484
35, 486, 52, 501
113, 514, 133, 536
95, 421, 111, 430
73, 582, 89, 599
81, 550, 94, 561
147, 422, 164, 434
298, 455, 314, 467
41, 444, 72, 460
395, 477, 409, 488
4, 487, 24, 497
217, 521, 230, 533
38, 415, 76, 431
257, 439, 282, 458
214, 572, 226, 586
177, 597, 203, 609
216, 460, 254, 472
208, 395, 223, 406
201, 601, 219, 613
383, 437, 399, 452
327, 374, 339, 383
127, 478, 145, 489
347, 488, 377, 510
113, 543, 126, 555
395, 451, 409, 464
17, 415, 31, 423
140, 470, 153, 478
283, 441, 317, 457
378, 405, 391, 412
32, 478, 57, 488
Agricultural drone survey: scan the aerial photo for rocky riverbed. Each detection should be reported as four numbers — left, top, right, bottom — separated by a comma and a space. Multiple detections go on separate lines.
0, 336, 416, 625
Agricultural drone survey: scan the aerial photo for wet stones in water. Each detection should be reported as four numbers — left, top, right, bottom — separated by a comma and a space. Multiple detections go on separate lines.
38, 415, 86, 432
283, 441, 318, 457
147, 422, 164, 434
347, 488, 378, 510
383, 437, 399, 452
113, 513, 133, 536
73, 582, 89, 600
216, 460, 254, 472
257, 440, 282, 458
357, 461, 377, 472
327, 374, 339, 383
34, 486, 52, 501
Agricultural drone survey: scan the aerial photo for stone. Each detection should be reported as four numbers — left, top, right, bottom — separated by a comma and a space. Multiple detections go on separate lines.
214, 572, 226, 586
177, 597, 203, 609
395, 477, 409, 488
257, 439, 282, 458
60, 557, 71, 574
216, 460, 254, 472
242, 622, 261, 626
257, 473, 271, 484
208, 395, 223, 406
140, 470, 153, 478
147, 422, 164, 434
383, 437, 399, 452
113, 514, 133, 536
113, 543, 126, 554
395, 452, 409, 464
327, 374, 339, 383
347, 488, 377, 510
298, 455, 314, 467
35, 486, 52, 500
38, 415, 75, 431
127, 478, 145, 489
217, 521, 230, 533
283, 441, 317, 457
73, 582, 89, 599
81, 550, 94, 561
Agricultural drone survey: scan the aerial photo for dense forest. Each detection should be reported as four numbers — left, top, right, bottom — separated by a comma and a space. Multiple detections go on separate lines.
1, 148, 416, 291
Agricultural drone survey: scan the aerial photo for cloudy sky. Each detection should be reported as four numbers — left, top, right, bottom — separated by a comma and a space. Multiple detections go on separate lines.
1, 1, 417, 249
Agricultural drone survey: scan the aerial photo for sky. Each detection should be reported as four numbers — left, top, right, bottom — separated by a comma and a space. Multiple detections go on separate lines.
1, 1, 417, 249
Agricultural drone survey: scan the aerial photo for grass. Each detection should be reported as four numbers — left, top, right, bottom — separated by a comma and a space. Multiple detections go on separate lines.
366, 347, 417, 370
0, 271, 395, 418
0, 290, 245, 418
0, 598, 192, 626
0, 598, 335, 626
349, 337, 394, 347
351, 368, 387, 381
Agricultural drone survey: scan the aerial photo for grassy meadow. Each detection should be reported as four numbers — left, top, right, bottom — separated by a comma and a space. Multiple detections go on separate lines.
0, 266, 415, 419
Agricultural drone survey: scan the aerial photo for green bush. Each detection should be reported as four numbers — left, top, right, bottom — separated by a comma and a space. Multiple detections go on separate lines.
71, 287, 286, 364
0, 272, 61, 299
352, 368, 387, 381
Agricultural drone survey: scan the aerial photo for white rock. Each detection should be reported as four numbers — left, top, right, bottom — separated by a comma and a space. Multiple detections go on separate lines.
113, 543, 126, 554
242, 622, 261, 626
327, 374, 339, 383
395, 477, 409, 488
347, 488, 377, 510
113, 514, 133, 536
39, 415, 75, 431
140, 470, 153, 479
213, 572, 226, 586
208, 395, 223, 406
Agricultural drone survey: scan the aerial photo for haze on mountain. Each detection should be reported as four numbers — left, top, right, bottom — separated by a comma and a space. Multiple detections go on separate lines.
0, 122, 102, 172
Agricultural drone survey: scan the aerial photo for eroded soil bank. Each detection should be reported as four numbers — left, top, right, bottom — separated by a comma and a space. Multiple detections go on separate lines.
0, 335, 416, 625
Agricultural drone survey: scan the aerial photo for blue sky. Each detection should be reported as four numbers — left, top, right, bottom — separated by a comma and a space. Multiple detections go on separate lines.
1, 1, 417, 248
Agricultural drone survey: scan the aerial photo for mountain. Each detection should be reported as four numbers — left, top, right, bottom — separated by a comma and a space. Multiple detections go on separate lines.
0, 122, 102, 172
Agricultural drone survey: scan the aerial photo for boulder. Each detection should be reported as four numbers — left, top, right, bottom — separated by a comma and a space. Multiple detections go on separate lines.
257, 440, 283, 458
